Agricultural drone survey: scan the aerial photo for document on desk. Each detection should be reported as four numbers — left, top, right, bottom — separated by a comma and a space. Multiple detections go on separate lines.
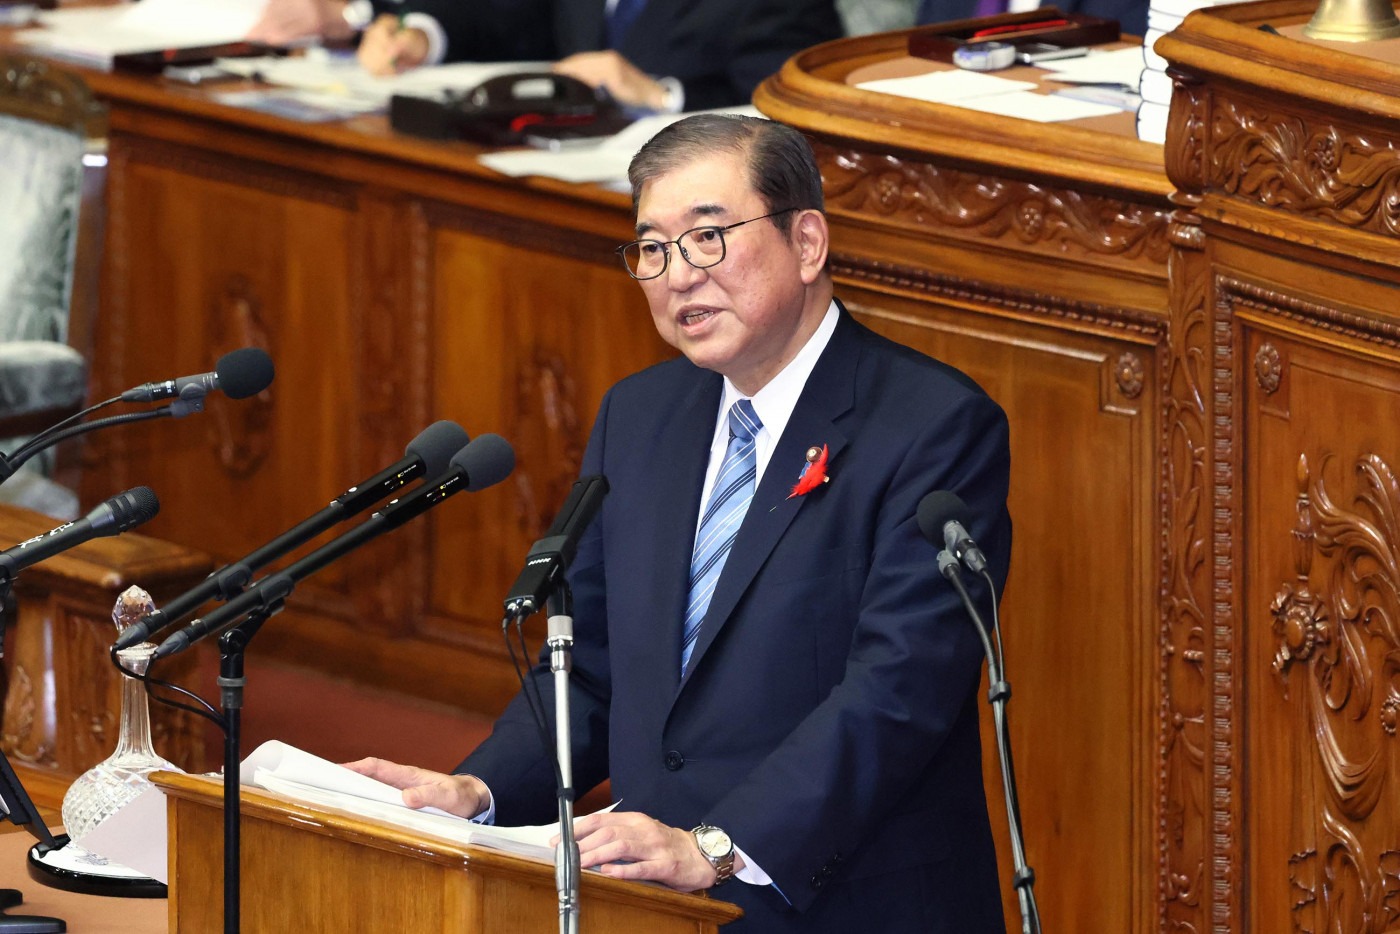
213, 54, 555, 113
854, 70, 1037, 106
477, 105, 764, 186
15, 0, 265, 67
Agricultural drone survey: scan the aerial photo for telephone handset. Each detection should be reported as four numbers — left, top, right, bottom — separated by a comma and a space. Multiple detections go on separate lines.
390, 72, 631, 145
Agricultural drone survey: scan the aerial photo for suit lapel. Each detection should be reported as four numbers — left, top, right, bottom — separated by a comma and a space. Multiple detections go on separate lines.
678, 310, 862, 689
634, 372, 722, 693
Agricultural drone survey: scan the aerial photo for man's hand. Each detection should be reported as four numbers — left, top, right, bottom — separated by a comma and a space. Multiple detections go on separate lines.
562, 811, 741, 892
342, 757, 490, 818
246, 0, 351, 44
553, 51, 668, 111
357, 15, 430, 75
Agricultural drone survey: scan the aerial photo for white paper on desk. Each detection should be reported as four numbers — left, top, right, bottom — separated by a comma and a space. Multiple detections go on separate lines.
478, 105, 762, 184
1036, 47, 1146, 88
214, 54, 555, 110
854, 71, 1036, 105
17, 0, 266, 65
956, 90, 1123, 122
73, 785, 171, 884
239, 739, 456, 819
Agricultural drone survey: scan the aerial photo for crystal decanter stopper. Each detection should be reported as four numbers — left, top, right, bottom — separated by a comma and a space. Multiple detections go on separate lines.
60, 585, 182, 852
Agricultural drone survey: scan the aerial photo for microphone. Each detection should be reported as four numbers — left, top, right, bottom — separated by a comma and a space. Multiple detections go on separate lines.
916, 490, 989, 574
113, 420, 472, 652
119, 347, 275, 404
153, 433, 515, 659
503, 474, 609, 618
0, 487, 159, 582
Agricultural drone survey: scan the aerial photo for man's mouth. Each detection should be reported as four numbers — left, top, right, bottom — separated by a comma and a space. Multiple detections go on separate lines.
680, 308, 717, 326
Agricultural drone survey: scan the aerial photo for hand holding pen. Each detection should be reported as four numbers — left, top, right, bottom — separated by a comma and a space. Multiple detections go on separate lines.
359, 14, 429, 75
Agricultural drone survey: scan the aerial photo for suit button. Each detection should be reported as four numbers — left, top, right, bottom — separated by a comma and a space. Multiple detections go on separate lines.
664, 750, 685, 771
810, 874, 825, 890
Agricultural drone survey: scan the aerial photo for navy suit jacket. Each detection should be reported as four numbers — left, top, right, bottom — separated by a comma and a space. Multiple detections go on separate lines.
393, 0, 843, 111
463, 307, 1011, 932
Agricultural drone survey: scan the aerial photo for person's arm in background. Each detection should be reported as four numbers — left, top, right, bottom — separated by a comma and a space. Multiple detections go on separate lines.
358, 0, 558, 73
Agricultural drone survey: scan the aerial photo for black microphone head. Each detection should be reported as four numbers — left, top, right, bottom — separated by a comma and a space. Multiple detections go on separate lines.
108, 486, 161, 532
406, 421, 471, 477
455, 433, 515, 491
216, 347, 275, 400
916, 490, 967, 546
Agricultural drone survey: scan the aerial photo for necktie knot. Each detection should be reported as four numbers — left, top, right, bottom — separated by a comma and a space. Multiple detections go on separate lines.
728, 399, 761, 444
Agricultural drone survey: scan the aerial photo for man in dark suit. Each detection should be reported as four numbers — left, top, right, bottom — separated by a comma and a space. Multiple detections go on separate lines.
250, 0, 842, 111
352, 114, 1011, 932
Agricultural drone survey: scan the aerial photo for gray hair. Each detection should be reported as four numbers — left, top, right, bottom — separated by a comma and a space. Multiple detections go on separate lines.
627, 114, 824, 239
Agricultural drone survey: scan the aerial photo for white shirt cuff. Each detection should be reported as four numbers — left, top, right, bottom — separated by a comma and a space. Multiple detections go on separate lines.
466, 778, 496, 824
403, 12, 447, 66
656, 76, 685, 114
733, 844, 772, 885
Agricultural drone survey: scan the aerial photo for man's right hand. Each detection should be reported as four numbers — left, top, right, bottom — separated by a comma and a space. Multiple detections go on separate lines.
357, 15, 430, 75
343, 757, 490, 818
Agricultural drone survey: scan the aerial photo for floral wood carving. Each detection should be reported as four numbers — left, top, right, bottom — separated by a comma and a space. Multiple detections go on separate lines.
812, 142, 1171, 266
1255, 343, 1282, 394
1273, 452, 1400, 829
1160, 215, 1210, 933
1208, 96, 1400, 235
1115, 351, 1145, 399
207, 278, 273, 478
1163, 69, 1209, 196
1288, 814, 1400, 933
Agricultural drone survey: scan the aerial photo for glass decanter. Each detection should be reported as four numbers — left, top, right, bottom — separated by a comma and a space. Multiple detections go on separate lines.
61, 585, 183, 852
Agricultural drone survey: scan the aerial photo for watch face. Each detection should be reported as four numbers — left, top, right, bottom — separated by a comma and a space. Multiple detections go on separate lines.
697, 826, 732, 857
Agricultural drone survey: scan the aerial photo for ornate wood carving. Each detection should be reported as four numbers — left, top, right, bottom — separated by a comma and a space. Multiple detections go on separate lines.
1115, 351, 1145, 399
812, 142, 1172, 266
1254, 343, 1282, 394
1163, 69, 1210, 196
1161, 214, 1211, 934
207, 277, 274, 479
0, 52, 106, 138
1202, 93, 1400, 236
116, 136, 355, 211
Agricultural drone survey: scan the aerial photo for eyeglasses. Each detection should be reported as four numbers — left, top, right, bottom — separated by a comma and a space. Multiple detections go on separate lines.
615, 209, 797, 280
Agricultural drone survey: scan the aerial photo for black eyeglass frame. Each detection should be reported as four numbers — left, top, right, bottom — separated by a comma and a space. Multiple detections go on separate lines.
614, 208, 798, 280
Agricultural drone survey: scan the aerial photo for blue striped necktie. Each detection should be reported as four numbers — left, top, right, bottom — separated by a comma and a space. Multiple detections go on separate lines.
681, 399, 761, 674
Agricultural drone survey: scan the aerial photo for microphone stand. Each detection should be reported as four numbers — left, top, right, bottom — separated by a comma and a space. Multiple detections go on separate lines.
0, 405, 187, 485
213, 602, 278, 934
546, 585, 580, 934
937, 550, 1041, 934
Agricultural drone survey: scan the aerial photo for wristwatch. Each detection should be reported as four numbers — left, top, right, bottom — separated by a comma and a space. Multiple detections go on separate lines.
691, 824, 735, 886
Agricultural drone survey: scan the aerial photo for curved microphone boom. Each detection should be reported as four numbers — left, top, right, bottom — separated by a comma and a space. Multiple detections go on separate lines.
0, 349, 278, 486
113, 420, 472, 652
153, 433, 515, 659
0, 487, 160, 582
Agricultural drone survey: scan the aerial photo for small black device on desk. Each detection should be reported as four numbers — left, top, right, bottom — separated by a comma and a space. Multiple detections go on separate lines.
389, 72, 630, 146
112, 41, 285, 74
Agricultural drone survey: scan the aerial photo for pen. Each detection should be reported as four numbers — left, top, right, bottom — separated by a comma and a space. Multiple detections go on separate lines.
970, 18, 1070, 39
1017, 46, 1089, 64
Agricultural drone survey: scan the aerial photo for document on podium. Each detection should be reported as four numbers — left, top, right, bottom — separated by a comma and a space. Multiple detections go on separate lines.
238, 740, 560, 859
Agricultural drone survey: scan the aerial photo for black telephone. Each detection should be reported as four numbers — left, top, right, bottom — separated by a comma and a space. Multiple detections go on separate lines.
390, 72, 630, 146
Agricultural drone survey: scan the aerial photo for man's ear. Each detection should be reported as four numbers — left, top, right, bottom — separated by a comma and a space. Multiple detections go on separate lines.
794, 210, 829, 284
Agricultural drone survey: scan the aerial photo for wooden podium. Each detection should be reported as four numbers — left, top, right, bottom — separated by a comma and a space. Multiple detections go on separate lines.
154, 772, 742, 933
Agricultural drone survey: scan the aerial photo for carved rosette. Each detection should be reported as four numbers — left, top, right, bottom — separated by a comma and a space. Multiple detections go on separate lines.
811, 142, 1171, 265
1254, 343, 1282, 394
1114, 351, 1145, 399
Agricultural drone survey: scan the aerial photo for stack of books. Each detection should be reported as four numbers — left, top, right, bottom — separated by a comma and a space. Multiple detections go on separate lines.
1136, 0, 1235, 143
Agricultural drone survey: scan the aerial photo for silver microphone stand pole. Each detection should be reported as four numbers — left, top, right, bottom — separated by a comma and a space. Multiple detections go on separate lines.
546, 585, 580, 934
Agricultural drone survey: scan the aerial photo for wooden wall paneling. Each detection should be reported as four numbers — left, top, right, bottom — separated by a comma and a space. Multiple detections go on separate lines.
1159, 4, 1400, 929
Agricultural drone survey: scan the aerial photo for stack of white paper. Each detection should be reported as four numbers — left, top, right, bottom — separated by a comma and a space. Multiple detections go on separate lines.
16, 0, 266, 67
1136, 0, 1236, 142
